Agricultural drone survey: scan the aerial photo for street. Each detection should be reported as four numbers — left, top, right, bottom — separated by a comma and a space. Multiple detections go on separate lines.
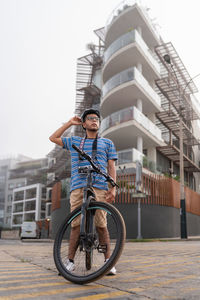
0, 238, 200, 299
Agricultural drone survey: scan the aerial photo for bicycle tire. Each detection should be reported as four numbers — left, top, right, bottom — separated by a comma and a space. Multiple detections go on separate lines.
85, 209, 94, 270
53, 201, 126, 284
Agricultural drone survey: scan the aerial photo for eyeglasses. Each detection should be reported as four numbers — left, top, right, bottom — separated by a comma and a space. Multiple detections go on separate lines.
86, 116, 99, 121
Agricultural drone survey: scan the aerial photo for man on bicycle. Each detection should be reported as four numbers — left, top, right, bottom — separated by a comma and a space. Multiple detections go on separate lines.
49, 108, 118, 275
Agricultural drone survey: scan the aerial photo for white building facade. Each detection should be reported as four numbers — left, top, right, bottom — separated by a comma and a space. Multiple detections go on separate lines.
100, 2, 164, 170
11, 183, 46, 228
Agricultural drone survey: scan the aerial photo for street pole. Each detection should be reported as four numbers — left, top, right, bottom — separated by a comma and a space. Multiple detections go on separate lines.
136, 161, 143, 239
179, 115, 187, 238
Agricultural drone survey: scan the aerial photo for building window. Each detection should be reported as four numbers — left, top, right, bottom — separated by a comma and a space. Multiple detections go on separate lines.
13, 215, 23, 225
24, 212, 35, 222
46, 203, 52, 218
14, 191, 24, 201
40, 212, 45, 219
26, 188, 36, 199
13, 203, 23, 213
7, 206, 12, 213
8, 195, 12, 202
5, 217, 11, 224
25, 200, 36, 211
9, 183, 15, 190
42, 188, 46, 199
40, 200, 45, 211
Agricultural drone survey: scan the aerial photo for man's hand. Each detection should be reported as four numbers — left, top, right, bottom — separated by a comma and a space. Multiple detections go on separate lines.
49, 116, 82, 146
70, 116, 82, 126
106, 188, 116, 203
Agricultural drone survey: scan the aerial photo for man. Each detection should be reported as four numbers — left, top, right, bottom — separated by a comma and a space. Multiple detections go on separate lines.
49, 108, 117, 275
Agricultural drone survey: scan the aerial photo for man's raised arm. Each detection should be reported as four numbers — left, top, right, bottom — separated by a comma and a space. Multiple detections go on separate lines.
49, 116, 82, 146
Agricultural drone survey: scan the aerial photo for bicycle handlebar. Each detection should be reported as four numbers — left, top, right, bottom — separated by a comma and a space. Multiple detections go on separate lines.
72, 144, 119, 188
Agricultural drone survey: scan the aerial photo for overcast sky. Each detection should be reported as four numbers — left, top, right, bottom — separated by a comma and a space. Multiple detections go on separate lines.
1, 0, 200, 160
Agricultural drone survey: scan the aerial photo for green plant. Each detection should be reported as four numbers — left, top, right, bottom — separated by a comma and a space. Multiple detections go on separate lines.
143, 156, 148, 168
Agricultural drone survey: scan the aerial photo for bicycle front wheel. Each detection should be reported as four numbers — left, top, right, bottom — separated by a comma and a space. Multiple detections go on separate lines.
53, 201, 126, 284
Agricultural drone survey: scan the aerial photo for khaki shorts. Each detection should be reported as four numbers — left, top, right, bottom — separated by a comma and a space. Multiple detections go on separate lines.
70, 187, 107, 228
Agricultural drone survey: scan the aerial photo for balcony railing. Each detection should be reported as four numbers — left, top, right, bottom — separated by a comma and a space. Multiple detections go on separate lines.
101, 106, 163, 141
104, 29, 160, 73
102, 67, 161, 107
105, 0, 160, 41
116, 148, 144, 165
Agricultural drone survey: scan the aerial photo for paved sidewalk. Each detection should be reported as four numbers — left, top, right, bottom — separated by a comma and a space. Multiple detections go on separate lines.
1, 238, 200, 299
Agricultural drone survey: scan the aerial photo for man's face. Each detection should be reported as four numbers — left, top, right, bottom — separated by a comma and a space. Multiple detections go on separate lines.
83, 114, 100, 131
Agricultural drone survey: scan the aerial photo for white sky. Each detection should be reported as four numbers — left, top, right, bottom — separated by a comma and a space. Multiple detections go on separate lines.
1, 0, 200, 159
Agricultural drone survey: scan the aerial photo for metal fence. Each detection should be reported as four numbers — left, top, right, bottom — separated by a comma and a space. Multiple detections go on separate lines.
116, 173, 171, 206
116, 173, 200, 217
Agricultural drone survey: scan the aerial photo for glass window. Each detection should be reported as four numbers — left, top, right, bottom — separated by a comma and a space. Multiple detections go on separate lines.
14, 191, 24, 201
46, 203, 52, 217
8, 195, 12, 202
13, 203, 23, 213
24, 213, 35, 222
118, 150, 132, 165
42, 188, 46, 199
13, 215, 23, 225
26, 188, 36, 199
9, 183, 15, 189
40, 212, 45, 219
25, 200, 36, 211
7, 206, 12, 213
41, 201, 46, 211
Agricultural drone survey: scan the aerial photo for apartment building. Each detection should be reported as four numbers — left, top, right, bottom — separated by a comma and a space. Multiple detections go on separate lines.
0, 157, 49, 229
4, 177, 27, 228
11, 183, 46, 228
47, 1, 200, 194
49, 0, 200, 238
72, 1, 200, 193
0, 155, 30, 228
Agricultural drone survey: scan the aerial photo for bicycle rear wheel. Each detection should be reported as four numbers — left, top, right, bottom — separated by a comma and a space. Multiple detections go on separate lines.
53, 201, 126, 284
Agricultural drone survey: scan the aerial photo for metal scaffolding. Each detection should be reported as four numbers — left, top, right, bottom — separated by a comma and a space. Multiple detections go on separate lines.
155, 42, 200, 173
47, 33, 104, 186
74, 41, 104, 136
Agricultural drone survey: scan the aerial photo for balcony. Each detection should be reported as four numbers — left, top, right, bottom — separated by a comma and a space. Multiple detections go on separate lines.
101, 67, 161, 117
101, 106, 164, 150
103, 29, 160, 82
116, 148, 144, 166
105, 1, 160, 50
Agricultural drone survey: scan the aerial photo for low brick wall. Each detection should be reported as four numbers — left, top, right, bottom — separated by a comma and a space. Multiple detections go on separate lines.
1, 229, 20, 239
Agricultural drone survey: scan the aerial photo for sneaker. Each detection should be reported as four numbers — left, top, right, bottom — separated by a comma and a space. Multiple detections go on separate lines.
105, 258, 117, 275
64, 259, 75, 271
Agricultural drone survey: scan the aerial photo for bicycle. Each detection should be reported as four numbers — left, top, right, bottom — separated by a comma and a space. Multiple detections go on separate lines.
53, 144, 126, 284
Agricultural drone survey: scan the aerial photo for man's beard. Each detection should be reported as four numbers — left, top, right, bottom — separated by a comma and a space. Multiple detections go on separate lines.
87, 128, 98, 132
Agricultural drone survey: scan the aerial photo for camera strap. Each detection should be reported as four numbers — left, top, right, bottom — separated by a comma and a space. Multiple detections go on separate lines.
79, 134, 98, 161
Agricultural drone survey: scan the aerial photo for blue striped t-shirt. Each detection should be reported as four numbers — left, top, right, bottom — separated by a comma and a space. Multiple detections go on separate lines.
62, 136, 117, 192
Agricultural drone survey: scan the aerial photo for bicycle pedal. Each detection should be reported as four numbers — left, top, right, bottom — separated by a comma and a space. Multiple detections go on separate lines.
97, 244, 107, 253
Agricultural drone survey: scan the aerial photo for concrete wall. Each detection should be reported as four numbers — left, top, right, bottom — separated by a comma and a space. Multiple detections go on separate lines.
51, 198, 200, 239
51, 198, 70, 239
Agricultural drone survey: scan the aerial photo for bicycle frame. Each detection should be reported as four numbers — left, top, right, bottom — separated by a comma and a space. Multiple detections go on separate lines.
79, 166, 96, 250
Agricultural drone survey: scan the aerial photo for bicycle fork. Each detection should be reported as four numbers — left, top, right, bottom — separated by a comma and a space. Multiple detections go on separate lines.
79, 187, 96, 252
79, 188, 107, 254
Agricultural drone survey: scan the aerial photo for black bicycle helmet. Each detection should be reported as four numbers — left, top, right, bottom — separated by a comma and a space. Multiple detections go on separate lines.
81, 108, 100, 122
